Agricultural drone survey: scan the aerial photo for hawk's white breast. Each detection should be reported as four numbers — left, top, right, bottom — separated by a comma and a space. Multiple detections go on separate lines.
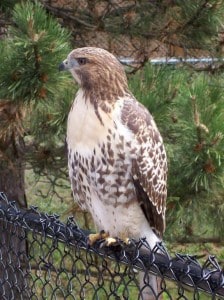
67, 90, 160, 248
67, 89, 113, 154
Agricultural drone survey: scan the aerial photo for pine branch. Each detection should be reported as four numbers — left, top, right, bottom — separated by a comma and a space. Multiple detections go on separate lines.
33, 44, 40, 74
191, 95, 209, 146
180, 1, 212, 32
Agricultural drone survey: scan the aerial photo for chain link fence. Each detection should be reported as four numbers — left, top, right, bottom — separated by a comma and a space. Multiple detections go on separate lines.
40, 0, 213, 64
1, 0, 219, 70
0, 192, 223, 299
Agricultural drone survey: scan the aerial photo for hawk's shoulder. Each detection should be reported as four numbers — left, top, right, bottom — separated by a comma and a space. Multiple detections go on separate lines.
120, 96, 163, 146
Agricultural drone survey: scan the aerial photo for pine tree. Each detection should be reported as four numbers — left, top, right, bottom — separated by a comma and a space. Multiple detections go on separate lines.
0, 1, 72, 203
0, 2, 72, 297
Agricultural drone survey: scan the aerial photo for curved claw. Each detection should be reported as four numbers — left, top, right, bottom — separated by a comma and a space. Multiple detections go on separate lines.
88, 231, 131, 248
88, 230, 109, 246
100, 237, 119, 248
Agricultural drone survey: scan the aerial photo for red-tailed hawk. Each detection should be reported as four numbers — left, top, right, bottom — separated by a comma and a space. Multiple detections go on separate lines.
59, 47, 167, 299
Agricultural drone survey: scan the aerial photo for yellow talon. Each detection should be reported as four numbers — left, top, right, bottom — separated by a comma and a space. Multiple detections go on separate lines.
124, 237, 131, 245
88, 231, 131, 247
88, 230, 109, 246
104, 237, 117, 246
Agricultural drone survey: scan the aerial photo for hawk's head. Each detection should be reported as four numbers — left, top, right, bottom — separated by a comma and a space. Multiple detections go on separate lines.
59, 47, 128, 99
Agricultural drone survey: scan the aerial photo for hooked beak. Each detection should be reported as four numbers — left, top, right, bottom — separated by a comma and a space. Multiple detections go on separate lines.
58, 58, 79, 71
59, 62, 65, 71
58, 60, 67, 71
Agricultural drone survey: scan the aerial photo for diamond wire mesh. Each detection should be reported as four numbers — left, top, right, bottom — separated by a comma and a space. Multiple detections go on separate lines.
0, 192, 223, 300
41, 0, 210, 61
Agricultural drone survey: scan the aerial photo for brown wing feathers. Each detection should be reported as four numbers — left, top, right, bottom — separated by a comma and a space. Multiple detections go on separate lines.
122, 99, 167, 237
133, 177, 165, 238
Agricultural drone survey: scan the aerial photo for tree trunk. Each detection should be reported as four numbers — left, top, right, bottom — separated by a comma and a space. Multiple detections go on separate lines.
0, 134, 30, 299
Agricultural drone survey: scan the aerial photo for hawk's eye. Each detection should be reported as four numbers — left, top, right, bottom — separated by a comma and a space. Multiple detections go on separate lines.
77, 57, 87, 65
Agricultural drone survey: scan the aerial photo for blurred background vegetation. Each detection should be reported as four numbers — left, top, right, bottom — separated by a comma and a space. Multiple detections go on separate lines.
0, 0, 223, 258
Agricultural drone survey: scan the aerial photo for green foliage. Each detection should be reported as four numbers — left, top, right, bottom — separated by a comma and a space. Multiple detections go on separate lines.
129, 64, 224, 239
0, 1, 75, 192
0, 0, 21, 13
174, 73, 224, 192
108, 0, 223, 52
0, 1, 72, 104
174, 1, 223, 48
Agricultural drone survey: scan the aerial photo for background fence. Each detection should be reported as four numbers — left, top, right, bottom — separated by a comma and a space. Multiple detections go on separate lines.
0, 192, 223, 300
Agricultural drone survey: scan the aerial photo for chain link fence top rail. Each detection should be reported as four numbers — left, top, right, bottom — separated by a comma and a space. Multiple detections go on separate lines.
0, 192, 223, 300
